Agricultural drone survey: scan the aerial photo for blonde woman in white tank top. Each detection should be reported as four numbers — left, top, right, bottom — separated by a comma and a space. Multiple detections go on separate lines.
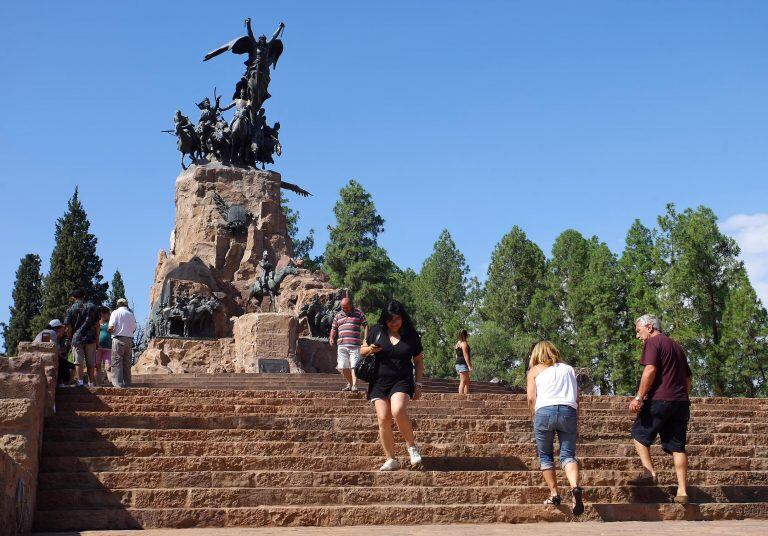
526, 341, 584, 516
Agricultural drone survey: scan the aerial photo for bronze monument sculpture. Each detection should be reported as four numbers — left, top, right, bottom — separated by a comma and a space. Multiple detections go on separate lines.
165, 19, 290, 171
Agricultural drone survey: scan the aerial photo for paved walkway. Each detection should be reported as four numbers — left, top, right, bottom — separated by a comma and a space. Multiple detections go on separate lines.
34, 520, 768, 536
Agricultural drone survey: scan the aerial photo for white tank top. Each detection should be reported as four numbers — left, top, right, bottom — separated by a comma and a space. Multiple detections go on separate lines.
534, 363, 578, 411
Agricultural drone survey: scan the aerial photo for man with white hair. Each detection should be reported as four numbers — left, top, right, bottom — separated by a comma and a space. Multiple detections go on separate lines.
629, 314, 693, 504
108, 298, 137, 388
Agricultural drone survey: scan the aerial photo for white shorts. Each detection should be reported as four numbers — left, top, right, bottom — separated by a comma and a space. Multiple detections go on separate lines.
337, 346, 361, 369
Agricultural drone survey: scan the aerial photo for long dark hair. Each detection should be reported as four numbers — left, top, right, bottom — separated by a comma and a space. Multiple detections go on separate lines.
377, 300, 418, 339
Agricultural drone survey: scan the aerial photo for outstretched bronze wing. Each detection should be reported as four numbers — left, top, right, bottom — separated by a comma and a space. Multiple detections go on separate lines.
203, 36, 254, 62
268, 39, 284, 69
280, 180, 311, 197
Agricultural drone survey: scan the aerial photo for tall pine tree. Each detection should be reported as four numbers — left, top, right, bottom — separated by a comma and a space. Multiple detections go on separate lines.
719, 268, 768, 397
617, 220, 665, 394
324, 180, 396, 314
2, 254, 43, 356
36, 188, 108, 332
572, 240, 627, 393
657, 204, 742, 396
410, 230, 472, 378
482, 226, 546, 335
108, 270, 127, 310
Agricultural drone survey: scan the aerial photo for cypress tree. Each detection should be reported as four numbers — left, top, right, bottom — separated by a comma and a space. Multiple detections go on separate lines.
108, 270, 127, 310
36, 188, 108, 331
2, 254, 43, 356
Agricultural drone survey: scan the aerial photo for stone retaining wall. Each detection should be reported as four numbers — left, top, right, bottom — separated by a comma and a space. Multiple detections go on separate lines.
0, 342, 57, 536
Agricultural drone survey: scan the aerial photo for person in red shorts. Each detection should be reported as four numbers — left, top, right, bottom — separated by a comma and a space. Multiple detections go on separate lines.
629, 314, 693, 504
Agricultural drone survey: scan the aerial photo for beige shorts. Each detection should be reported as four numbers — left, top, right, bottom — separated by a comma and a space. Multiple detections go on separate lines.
72, 342, 98, 367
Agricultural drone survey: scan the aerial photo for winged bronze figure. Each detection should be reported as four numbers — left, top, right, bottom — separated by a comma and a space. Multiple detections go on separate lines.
204, 18, 285, 109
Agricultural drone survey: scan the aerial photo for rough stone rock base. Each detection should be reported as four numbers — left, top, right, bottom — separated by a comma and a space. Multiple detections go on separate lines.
0, 342, 57, 536
233, 313, 302, 373
132, 338, 236, 375
297, 338, 337, 373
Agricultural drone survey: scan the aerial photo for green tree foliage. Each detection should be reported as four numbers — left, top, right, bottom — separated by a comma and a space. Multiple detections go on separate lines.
35, 188, 108, 332
282, 194, 323, 271
482, 226, 545, 335
573, 240, 627, 394
324, 180, 396, 314
657, 204, 742, 396
410, 230, 473, 377
719, 269, 768, 397
2, 254, 43, 356
470, 320, 537, 385
621, 220, 663, 320
108, 270, 127, 310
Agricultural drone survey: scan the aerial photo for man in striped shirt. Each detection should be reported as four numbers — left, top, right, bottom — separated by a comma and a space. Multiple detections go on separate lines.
329, 297, 368, 392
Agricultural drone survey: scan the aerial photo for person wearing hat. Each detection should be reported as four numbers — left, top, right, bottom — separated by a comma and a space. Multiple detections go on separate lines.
107, 298, 137, 388
33, 319, 74, 386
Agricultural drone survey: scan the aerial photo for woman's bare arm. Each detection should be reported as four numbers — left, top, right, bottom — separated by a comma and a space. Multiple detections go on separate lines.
526, 367, 539, 419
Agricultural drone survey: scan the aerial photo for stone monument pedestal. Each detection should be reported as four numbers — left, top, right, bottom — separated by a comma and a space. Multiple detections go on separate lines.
232, 313, 302, 373
135, 163, 342, 376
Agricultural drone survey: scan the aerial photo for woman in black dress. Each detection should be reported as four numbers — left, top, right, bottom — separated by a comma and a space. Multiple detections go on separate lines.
360, 300, 425, 471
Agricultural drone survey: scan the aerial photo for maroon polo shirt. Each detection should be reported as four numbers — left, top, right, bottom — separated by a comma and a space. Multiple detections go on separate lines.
640, 333, 692, 401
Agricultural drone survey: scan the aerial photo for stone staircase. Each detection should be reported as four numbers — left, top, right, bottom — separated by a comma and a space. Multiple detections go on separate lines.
33, 378, 768, 531
128, 373, 516, 394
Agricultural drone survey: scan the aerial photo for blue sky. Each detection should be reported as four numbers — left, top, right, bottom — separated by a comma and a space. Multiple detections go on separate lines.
1, 0, 767, 323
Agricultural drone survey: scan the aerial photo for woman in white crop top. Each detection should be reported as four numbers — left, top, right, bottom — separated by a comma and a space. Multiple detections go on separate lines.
526, 341, 584, 516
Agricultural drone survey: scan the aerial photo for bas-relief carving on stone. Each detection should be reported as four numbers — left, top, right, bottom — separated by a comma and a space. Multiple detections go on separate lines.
148, 287, 221, 340
298, 289, 347, 339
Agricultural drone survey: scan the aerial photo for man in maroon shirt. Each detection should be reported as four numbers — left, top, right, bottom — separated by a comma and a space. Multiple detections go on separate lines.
629, 314, 693, 504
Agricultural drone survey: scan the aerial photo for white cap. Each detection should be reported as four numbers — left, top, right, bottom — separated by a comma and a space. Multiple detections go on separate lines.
49, 319, 63, 328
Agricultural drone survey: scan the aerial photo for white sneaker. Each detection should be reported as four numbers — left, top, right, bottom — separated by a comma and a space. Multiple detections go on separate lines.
407, 445, 423, 468
379, 458, 401, 471
75, 380, 85, 387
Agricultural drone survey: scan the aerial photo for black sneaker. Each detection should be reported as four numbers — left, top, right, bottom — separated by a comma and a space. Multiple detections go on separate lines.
571, 487, 584, 516
543, 495, 561, 505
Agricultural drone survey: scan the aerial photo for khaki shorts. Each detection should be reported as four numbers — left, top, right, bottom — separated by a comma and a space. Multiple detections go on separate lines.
72, 342, 98, 367
336, 346, 361, 369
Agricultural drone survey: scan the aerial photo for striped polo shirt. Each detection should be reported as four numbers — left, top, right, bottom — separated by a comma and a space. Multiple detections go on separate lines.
331, 309, 368, 347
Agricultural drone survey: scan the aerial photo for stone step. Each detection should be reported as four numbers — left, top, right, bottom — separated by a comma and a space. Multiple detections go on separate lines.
37, 468, 767, 491
31, 502, 768, 531
51, 394, 768, 414
41, 427, 768, 447
129, 382, 511, 394
42, 414, 768, 434
35, 484, 768, 511
39, 439, 765, 459
52, 402, 768, 420
37, 454, 767, 473
53, 387, 768, 406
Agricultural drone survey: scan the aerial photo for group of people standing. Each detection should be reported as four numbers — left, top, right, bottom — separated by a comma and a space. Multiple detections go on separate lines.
331, 299, 693, 515
34, 289, 137, 388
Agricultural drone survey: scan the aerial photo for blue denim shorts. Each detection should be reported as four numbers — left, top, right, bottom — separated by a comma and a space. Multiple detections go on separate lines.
533, 404, 578, 470
455, 364, 469, 374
